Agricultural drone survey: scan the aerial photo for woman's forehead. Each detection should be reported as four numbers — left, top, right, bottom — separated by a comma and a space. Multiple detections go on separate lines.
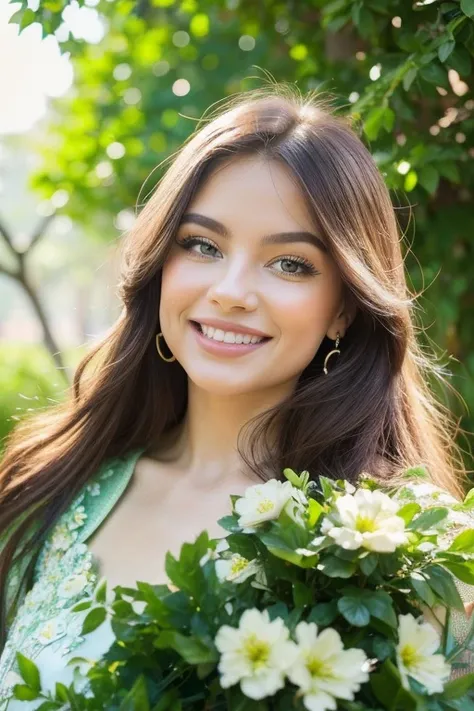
187, 156, 320, 239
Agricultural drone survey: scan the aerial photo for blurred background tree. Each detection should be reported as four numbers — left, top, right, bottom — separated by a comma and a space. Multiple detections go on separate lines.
2, 0, 474, 465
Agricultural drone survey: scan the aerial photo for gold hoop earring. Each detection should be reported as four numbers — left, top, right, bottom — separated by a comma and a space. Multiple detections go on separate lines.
323, 332, 341, 375
155, 332, 176, 363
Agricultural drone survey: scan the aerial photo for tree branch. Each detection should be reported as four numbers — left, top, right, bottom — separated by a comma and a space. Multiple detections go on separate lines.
0, 262, 19, 280
26, 214, 55, 253
0, 216, 19, 262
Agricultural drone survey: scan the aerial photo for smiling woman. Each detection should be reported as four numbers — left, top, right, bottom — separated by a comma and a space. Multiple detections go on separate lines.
0, 84, 471, 704
159, 156, 349, 394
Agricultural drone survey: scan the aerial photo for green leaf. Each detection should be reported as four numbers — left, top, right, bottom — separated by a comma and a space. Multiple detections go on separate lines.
425, 565, 464, 610
372, 636, 394, 661
338, 594, 371, 626
359, 552, 378, 576
438, 39, 455, 63
292, 581, 313, 608
410, 573, 436, 607
165, 531, 209, 599
36, 702, 61, 711
20, 9, 36, 30
461, 0, 474, 19
154, 630, 218, 664
363, 106, 393, 141
364, 590, 397, 628
402, 67, 418, 91
308, 498, 324, 527
81, 606, 107, 635
438, 160, 461, 183
444, 671, 474, 698
94, 577, 107, 603
404, 171, 418, 192
307, 600, 339, 626
119, 675, 150, 711
71, 599, 92, 613
402, 466, 429, 480
461, 489, 474, 511
152, 688, 181, 711
54, 683, 70, 702
317, 555, 357, 578
283, 467, 302, 488
16, 652, 40, 692
397, 503, 421, 524
217, 515, 242, 533
420, 63, 449, 88
447, 46, 472, 75
267, 602, 289, 622
12, 684, 39, 701
419, 165, 440, 195
407, 507, 449, 532
370, 659, 400, 705
443, 561, 474, 585
370, 659, 416, 709
319, 476, 335, 499
449, 529, 474, 553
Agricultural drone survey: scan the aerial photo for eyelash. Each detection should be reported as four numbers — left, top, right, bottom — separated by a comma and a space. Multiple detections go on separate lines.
176, 235, 320, 278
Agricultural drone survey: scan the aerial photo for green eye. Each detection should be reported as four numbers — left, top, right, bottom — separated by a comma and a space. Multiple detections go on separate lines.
270, 256, 319, 277
178, 235, 221, 258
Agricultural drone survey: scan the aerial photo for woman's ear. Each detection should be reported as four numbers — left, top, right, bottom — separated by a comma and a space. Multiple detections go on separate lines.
327, 294, 357, 341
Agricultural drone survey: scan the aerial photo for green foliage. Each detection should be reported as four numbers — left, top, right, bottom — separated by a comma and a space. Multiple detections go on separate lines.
6, 0, 474, 452
0, 343, 85, 452
11, 475, 474, 708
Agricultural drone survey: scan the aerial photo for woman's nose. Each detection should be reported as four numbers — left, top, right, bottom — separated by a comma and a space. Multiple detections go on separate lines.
206, 259, 258, 312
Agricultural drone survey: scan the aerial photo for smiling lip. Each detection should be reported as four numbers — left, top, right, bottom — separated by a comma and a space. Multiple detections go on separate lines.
189, 321, 271, 358
190, 318, 271, 338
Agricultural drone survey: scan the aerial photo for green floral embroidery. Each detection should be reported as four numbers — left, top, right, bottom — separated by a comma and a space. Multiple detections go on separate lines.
0, 484, 101, 707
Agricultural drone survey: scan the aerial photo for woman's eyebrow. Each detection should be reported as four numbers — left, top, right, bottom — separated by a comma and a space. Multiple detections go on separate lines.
180, 212, 327, 253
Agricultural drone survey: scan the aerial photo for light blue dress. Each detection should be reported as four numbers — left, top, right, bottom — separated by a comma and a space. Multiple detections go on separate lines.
0, 447, 146, 709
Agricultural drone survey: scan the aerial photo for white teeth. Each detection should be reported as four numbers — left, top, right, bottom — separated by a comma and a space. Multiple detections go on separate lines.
199, 324, 264, 345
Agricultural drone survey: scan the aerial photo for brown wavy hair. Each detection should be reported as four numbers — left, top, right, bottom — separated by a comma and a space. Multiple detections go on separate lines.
0, 83, 467, 648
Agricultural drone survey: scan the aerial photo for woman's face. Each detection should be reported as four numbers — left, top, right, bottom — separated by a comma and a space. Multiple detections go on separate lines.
160, 155, 351, 397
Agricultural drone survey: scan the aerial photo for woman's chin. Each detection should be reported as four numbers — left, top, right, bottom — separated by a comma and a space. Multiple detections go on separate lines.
185, 368, 268, 397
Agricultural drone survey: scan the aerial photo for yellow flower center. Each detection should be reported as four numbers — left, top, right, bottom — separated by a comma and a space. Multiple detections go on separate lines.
355, 515, 377, 533
257, 499, 275, 514
230, 555, 249, 576
306, 654, 332, 679
244, 634, 270, 670
400, 644, 420, 669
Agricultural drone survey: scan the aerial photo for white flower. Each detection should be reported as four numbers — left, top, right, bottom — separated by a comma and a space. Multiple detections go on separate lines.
69, 505, 87, 530
396, 614, 450, 694
215, 608, 298, 699
287, 622, 369, 711
215, 554, 262, 584
50, 522, 77, 551
234, 480, 297, 531
86, 482, 101, 496
58, 573, 89, 598
200, 538, 230, 567
37, 617, 66, 645
320, 488, 408, 553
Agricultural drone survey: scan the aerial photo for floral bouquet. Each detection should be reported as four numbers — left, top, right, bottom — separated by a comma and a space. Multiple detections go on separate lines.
12, 468, 474, 710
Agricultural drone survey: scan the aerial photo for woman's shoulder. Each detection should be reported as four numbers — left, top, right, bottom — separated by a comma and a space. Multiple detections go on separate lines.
0, 447, 145, 708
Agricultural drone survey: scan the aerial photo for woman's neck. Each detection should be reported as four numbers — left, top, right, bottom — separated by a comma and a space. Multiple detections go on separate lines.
154, 379, 293, 488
